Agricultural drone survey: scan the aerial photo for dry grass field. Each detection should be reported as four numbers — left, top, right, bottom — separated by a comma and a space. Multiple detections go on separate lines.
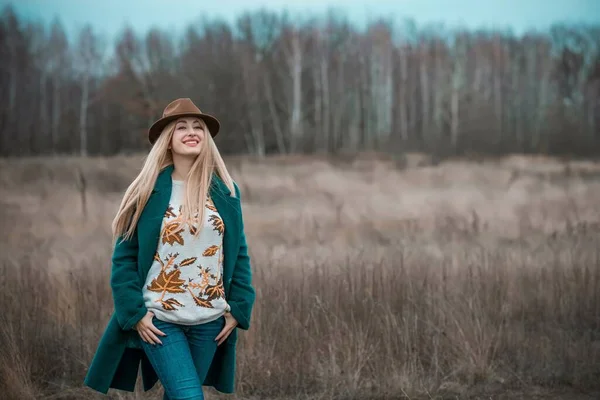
1, 152, 599, 399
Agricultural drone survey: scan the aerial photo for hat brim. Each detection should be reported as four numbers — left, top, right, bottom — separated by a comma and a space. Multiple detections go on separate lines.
148, 112, 220, 145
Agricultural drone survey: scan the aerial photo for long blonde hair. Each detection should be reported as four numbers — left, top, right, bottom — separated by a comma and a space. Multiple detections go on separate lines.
112, 118, 235, 242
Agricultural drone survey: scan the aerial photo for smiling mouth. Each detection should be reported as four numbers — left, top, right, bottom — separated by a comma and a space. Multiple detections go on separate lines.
183, 139, 200, 147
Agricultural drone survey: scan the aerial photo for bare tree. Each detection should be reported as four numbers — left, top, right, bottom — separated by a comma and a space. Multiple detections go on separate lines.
47, 18, 69, 153
236, 12, 280, 156
1, 6, 599, 157
75, 25, 104, 156
284, 25, 305, 152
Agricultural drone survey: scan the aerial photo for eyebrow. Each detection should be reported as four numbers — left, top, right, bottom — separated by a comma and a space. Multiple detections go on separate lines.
176, 121, 201, 125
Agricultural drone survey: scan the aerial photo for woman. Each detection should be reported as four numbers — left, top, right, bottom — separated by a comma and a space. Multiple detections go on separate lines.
84, 98, 256, 399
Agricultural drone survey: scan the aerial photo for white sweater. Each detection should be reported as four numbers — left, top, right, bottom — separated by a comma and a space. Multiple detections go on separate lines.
142, 180, 230, 325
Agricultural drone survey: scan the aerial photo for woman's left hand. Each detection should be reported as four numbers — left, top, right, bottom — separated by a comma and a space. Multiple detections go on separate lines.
215, 311, 238, 346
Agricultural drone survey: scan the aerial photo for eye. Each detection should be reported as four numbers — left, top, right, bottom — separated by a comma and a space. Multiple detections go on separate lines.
177, 126, 186, 130
194, 126, 203, 130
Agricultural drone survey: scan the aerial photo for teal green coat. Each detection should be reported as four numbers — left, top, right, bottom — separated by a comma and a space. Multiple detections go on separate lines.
84, 164, 255, 394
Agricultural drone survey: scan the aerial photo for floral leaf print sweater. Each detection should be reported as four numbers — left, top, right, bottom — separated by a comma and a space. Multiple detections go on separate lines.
142, 179, 231, 324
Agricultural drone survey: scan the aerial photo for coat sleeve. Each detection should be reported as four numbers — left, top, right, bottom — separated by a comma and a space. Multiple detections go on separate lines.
110, 227, 148, 331
227, 182, 256, 330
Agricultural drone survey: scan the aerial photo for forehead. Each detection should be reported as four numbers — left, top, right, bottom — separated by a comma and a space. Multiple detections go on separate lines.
175, 117, 202, 124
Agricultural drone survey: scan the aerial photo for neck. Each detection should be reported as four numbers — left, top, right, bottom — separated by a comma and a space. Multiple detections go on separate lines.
171, 154, 196, 181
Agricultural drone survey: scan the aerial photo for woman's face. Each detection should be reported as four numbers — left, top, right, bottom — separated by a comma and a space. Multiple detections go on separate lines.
170, 117, 206, 157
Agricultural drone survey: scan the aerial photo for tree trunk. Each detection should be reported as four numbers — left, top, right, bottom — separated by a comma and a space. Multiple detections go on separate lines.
52, 77, 61, 153
320, 57, 330, 151
80, 76, 89, 156
264, 74, 287, 154
398, 49, 409, 141
289, 33, 302, 152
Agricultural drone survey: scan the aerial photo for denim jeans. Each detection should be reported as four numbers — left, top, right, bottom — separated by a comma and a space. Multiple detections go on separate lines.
140, 315, 226, 400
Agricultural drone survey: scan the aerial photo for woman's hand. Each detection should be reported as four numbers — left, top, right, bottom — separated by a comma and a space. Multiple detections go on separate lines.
215, 311, 238, 346
135, 311, 167, 345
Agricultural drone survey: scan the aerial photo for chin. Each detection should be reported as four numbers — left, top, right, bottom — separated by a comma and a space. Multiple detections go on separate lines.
179, 150, 201, 157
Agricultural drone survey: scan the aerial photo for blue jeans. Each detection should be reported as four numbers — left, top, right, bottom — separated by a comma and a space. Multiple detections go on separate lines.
140, 315, 225, 400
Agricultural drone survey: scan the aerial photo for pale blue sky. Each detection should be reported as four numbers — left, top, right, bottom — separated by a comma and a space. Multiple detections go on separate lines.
4, 0, 600, 39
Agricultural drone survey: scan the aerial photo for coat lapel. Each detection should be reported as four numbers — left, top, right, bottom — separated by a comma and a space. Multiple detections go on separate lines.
136, 164, 174, 283
209, 174, 240, 296
137, 164, 241, 295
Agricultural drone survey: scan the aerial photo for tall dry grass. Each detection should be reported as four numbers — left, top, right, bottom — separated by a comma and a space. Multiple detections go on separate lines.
1, 153, 599, 399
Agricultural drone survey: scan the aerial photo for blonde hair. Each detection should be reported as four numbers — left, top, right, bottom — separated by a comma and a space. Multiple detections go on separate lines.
112, 118, 235, 242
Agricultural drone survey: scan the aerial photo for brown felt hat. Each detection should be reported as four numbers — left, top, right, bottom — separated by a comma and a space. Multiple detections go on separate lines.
148, 98, 220, 145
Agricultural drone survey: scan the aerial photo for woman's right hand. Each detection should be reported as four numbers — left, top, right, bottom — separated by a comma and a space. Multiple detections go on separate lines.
134, 311, 167, 345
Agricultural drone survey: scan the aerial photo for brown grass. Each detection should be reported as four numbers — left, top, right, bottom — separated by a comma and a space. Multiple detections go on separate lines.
1, 153, 599, 399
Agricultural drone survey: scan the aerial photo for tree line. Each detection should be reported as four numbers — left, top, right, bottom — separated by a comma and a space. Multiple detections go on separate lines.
1, 5, 599, 157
